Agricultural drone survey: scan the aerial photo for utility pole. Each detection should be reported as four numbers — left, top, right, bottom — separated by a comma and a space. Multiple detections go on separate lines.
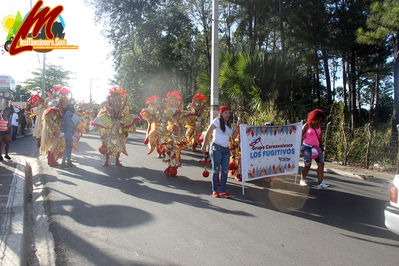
41, 53, 45, 98
210, 0, 219, 121
90, 78, 92, 104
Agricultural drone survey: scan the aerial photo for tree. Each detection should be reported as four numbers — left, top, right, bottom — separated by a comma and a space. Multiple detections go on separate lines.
357, 0, 399, 155
13, 84, 32, 102
22, 64, 72, 95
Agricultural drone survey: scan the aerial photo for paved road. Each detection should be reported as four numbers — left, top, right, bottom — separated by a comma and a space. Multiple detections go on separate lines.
33, 131, 399, 265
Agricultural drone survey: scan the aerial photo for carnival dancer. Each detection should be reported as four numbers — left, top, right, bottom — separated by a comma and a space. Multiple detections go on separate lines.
140, 95, 168, 157
300, 109, 329, 189
40, 99, 65, 166
30, 94, 46, 147
229, 123, 242, 181
92, 87, 141, 167
201, 106, 241, 198
161, 91, 188, 177
185, 94, 209, 151
39, 87, 73, 166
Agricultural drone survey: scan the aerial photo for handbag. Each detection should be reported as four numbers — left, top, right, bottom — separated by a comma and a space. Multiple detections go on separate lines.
312, 126, 324, 153
71, 113, 81, 126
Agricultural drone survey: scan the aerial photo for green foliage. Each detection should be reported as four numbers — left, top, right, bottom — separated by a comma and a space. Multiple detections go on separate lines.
22, 64, 73, 95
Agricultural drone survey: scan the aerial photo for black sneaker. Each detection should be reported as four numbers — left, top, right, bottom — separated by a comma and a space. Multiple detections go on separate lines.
4, 155, 11, 160
67, 162, 76, 167
0, 155, 3, 161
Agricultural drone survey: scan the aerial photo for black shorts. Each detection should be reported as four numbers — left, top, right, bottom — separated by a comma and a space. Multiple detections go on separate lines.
0, 130, 9, 136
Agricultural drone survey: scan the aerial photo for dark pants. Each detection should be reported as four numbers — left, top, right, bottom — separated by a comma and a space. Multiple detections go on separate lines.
12, 126, 18, 140
209, 142, 231, 193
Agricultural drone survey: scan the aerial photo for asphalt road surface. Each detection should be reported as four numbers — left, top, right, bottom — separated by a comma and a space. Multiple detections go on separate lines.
34, 131, 399, 265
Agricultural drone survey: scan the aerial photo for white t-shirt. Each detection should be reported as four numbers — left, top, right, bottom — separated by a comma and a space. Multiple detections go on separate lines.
11, 113, 19, 126
212, 118, 233, 148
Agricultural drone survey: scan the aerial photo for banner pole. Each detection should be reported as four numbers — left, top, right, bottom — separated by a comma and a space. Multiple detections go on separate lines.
242, 180, 245, 196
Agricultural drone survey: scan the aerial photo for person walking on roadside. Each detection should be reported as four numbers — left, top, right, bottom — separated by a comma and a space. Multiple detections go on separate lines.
19, 109, 27, 135
201, 106, 241, 198
61, 104, 79, 168
11, 108, 20, 141
300, 109, 329, 189
0, 109, 11, 161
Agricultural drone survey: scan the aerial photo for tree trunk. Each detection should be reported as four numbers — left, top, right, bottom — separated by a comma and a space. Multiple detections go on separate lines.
315, 50, 321, 107
227, 3, 231, 53
279, 0, 286, 56
369, 81, 375, 124
342, 59, 348, 114
248, 10, 254, 52
391, 33, 399, 160
357, 77, 361, 120
350, 50, 357, 131
375, 72, 380, 127
322, 49, 332, 105
366, 123, 372, 169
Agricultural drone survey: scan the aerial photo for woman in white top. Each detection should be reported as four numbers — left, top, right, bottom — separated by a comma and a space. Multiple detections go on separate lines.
202, 106, 240, 198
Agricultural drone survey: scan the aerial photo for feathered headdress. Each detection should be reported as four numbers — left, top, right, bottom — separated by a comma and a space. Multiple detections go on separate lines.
165, 90, 182, 106
109, 87, 127, 96
193, 94, 206, 102
146, 95, 160, 105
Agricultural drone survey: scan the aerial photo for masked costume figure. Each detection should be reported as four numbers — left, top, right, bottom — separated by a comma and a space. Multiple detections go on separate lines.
92, 87, 141, 167
185, 94, 209, 151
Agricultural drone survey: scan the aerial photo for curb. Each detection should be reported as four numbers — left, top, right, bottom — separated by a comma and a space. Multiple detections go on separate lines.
0, 157, 27, 266
29, 158, 56, 265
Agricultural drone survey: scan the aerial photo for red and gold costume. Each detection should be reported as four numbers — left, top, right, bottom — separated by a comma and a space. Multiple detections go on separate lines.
39, 87, 72, 166
229, 124, 242, 181
92, 87, 141, 167
161, 91, 188, 177
140, 95, 168, 157
185, 94, 209, 151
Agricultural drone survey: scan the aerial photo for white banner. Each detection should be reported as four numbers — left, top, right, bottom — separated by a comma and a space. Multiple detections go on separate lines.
240, 122, 302, 182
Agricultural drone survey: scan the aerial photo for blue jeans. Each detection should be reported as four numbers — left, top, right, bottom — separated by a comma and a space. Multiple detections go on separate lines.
209, 142, 230, 193
62, 131, 73, 164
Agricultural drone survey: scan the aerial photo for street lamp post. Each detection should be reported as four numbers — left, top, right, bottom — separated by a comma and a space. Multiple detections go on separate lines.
210, 0, 219, 121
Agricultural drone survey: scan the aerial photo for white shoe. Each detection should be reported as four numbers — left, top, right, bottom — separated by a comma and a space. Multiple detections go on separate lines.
299, 179, 307, 186
316, 181, 329, 189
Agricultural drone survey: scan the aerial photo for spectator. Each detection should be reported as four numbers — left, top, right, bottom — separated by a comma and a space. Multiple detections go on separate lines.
20, 109, 27, 135
11, 108, 20, 140
4, 100, 14, 115
300, 109, 329, 189
61, 104, 79, 168
201, 106, 241, 198
0, 109, 11, 161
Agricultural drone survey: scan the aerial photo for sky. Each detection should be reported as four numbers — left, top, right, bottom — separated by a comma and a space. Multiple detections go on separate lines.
0, 0, 114, 103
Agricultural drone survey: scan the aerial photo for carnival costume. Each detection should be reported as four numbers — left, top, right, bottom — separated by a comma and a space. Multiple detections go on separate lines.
29, 94, 46, 147
92, 87, 141, 167
40, 87, 74, 166
140, 95, 168, 157
229, 124, 242, 181
160, 91, 189, 177
185, 94, 209, 151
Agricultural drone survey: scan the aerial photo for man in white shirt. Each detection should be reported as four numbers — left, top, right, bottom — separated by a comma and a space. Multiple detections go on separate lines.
11, 108, 19, 140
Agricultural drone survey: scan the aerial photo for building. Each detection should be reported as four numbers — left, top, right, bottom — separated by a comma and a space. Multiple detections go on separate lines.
0, 75, 15, 110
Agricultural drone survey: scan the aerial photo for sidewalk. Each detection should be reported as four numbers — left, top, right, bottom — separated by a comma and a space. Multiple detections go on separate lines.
0, 131, 36, 265
302, 158, 396, 181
